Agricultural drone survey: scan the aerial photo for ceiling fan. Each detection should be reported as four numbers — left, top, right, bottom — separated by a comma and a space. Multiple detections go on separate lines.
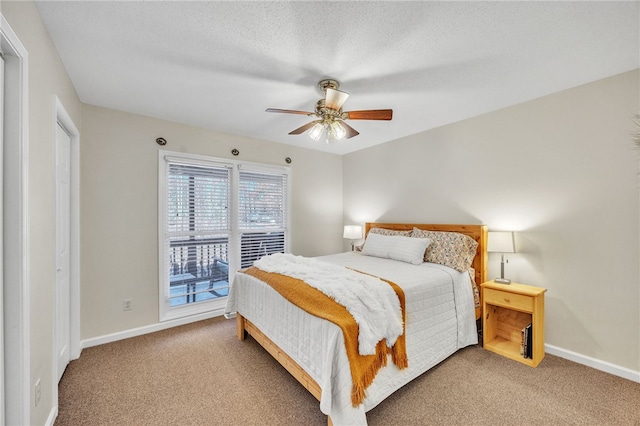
266, 79, 393, 144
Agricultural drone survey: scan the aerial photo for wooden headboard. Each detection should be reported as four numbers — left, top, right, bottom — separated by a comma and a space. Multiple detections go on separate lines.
365, 222, 488, 319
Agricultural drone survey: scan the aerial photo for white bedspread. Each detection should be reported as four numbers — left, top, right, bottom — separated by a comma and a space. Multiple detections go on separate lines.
225, 252, 478, 425
253, 253, 404, 354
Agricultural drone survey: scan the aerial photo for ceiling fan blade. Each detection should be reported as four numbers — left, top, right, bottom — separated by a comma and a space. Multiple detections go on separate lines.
344, 109, 393, 120
325, 88, 349, 110
340, 121, 360, 139
288, 121, 319, 135
266, 108, 314, 116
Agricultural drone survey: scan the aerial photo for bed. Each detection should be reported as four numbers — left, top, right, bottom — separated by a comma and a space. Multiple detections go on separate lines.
224, 223, 488, 425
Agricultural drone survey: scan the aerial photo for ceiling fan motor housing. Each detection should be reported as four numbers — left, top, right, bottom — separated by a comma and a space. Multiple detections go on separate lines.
317, 79, 340, 93
316, 99, 342, 118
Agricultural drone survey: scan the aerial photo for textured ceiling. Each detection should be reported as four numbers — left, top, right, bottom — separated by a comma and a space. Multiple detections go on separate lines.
35, 1, 639, 155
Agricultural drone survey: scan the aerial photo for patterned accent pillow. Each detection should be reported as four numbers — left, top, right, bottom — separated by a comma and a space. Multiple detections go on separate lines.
412, 228, 478, 272
368, 228, 412, 237
468, 267, 480, 308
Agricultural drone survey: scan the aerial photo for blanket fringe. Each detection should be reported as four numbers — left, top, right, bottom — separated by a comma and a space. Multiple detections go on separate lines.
390, 345, 409, 370
351, 340, 389, 406
349, 338, 410, 406
387, 331, 408, 369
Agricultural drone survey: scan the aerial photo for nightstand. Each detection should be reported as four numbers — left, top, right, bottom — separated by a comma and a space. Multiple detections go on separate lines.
481, 280, 547, 367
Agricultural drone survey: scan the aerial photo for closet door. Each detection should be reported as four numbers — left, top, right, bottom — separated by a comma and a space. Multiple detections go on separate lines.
55, 121, 71, 381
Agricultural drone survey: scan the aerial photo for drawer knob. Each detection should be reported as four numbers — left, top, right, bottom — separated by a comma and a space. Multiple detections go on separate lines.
504, 298, 510, 303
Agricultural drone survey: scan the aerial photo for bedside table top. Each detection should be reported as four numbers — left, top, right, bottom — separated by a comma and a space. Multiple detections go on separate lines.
481, 280, 547, 296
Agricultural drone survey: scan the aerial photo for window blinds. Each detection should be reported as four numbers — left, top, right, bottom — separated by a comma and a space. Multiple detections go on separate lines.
166, 163, 231, 305
167, 163, 231, 234
238, 169, 288, 268
238, 170, 287, 230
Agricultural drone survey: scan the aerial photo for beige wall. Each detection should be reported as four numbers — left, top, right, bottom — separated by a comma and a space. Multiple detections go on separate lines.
3, 2, 639, 424
80, 105, 343, 339
3, 2, 83, 424
344, 70, 640, 372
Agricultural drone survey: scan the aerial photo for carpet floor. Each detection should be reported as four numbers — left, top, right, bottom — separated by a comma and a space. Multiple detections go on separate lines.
56, 316, 640, 425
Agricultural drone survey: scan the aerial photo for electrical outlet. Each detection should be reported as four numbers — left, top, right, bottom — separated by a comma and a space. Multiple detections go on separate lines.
123, 299, 132, 311
35, 379, 41, 407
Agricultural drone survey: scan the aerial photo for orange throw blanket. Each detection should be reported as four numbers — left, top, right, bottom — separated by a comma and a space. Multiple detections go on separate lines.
244, 266, 407, 406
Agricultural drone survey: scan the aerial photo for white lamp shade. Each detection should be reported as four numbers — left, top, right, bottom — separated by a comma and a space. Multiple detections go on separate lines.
325, 88, 350, 110
487, 231, 515, 253
343, 225, 363, 239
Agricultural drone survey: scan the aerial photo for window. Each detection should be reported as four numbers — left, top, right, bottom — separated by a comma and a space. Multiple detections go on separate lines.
239, 169, 287, 268
159, 151, 290, 321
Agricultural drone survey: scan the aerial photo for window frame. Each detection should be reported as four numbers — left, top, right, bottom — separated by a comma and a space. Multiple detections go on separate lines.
158, 150, 291, 321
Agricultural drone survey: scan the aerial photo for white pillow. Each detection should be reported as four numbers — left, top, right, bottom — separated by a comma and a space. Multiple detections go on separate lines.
360, 231, 390, 258
361, 233, 431, 265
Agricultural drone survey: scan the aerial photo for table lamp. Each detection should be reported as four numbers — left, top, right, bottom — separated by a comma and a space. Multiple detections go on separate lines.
487, 231, 516, 284
343, 225, 363, 251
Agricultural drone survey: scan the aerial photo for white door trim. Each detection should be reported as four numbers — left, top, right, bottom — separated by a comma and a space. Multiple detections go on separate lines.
1, 13, 30, 426
0, 45, 5, 426
52, 96, 80, 410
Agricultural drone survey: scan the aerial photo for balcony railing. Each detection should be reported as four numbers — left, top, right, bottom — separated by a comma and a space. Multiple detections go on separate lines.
168, 232, 284, 306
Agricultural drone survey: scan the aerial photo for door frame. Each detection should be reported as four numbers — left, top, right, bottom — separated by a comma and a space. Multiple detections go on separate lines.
0, 41, 5, 426
1, 13, 30, 426
52, 96, 80, 408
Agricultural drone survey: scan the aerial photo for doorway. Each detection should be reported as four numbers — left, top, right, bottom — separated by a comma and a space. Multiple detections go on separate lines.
1, 13, 30, 426
52, 97, 80, 407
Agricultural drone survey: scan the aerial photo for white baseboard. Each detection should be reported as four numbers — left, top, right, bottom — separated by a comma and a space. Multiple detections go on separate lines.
545, 343, 640, 383
80, 308, 224, 350
80, 315, 640, 384
45, 406, 57, 426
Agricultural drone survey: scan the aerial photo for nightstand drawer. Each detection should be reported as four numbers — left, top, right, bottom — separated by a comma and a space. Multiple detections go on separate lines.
484, 288, 533, 312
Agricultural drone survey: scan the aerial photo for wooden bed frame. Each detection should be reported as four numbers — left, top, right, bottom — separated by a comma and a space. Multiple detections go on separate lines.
235, 223, 488, 426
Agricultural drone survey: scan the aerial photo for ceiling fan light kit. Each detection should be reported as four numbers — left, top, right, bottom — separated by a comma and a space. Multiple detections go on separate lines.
308, 119, 347, 144
266, 79, 393, 143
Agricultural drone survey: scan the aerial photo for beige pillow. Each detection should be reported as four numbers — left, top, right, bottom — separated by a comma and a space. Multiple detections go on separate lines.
412, 228, 478, 272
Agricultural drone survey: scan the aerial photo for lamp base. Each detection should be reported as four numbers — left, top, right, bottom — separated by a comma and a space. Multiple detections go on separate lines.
494, 278, 511, 284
